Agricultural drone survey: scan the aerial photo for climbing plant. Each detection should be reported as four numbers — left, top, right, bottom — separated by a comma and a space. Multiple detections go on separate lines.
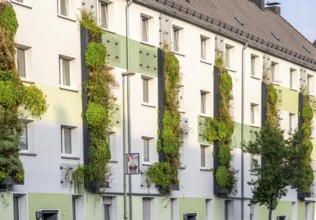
71, 9, 116, 193
288, 92, 314, 194
204, 52, 236, 194
146, 46, 183, 195
0, 3, 47, 189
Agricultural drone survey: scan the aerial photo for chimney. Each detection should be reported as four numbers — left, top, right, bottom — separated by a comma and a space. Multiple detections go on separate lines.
249, 0, 265, 11
313, 40, 316, 48
266, 6, 281, 15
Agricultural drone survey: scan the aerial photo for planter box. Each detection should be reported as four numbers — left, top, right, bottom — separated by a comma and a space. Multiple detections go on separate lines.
297, 191, 311, 201
0, 177, 14, 191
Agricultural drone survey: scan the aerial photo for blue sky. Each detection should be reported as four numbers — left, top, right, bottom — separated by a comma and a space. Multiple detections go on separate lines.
281, 0, 316, 43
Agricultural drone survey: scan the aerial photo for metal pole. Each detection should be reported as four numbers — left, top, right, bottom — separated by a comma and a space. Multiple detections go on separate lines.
122, 75, 128, 220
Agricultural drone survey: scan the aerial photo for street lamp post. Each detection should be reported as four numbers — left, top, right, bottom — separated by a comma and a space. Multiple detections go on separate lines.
122, 71, 135, 220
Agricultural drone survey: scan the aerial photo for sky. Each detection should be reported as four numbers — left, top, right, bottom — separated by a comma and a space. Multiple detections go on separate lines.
280, 0, 316, 43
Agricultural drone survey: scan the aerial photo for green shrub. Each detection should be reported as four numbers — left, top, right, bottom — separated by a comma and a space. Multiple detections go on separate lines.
0, 4, 18, 35
216, 166, 234, 188
219, 145, 231, 166
23, 85, 48, 117
85, 42, 107, 70
146, 162, 172, 195
85, 102, 108, 127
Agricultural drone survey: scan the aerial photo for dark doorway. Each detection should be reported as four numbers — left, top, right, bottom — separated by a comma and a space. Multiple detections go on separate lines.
42, 210, 58, 220
184, 213, 197, 220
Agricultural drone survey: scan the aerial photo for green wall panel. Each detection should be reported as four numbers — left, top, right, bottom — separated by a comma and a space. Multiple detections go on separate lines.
232, 123, 260, 148
198, 116, 208, 144
297, 201, 305, 220
272, 201, 292, 219
84, 193, 103, 220
179, 197, 206, 220
28, 193, 72, 220
212, 198, 225, 220
102, 33, 158, 77
274, 85, 299, 113
0, 193, 13, 220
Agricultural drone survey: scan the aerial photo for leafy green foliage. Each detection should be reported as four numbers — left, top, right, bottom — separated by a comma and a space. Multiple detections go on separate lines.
266, 84, 279, 127
146, 47, 182, 195
205, 54, 236, 195
0, 4, 18, 36
0, 3, 47, 186
85, 42, 106, 70
72, 9, 116, 193
71, 166, 85, 194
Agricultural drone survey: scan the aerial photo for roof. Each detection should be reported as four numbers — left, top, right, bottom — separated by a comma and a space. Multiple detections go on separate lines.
135, 0, 316, 71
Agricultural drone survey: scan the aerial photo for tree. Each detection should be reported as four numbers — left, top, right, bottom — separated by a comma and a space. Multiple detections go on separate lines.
245, 122, 290, 220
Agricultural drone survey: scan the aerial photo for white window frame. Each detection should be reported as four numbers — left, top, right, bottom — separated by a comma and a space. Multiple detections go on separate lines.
200, 90, 210, 116
225, 44, 234, 69
59, 55, 76, 89
58, 0, 75, 20
142, 136, 155, 165
307, 74, 314, 94
250, 54, 259, 78
141, 75, 155, 106
19, 119, 35, 154
58, 0, 69, 17
172, 25, 183, 53
15, 45, 33, 82
200, 36, 207, 61
289, 68, 297, 90
61, 125, 77, 157
200, 144, 211, 169
250, 103, 259, 126
13, 194, 27, 220
170, 198, 179, 220
142, 197, 155, 220
141, 16, 149, 43
100, 1, 109, 30
270, 61, 279, 83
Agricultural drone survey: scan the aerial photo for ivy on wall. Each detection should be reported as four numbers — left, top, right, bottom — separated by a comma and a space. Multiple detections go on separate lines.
204, 53, 236, 194
71, 9, 116, 194
146, 46, 183, 195
0, 3, 47, 187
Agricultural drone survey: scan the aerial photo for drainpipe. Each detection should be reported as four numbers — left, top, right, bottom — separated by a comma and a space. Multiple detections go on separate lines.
126, 1, 133, 220
241, 41, 248, 220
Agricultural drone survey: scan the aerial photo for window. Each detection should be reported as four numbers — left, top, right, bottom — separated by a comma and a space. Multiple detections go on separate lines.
225, 44, 234, 68
307, 74, 314, 94
201, 91, 210, 115
290, 68, 297, 89
200, 145, 210, 169
170, 198, 179, 220
225, 200, 234, 220
251, 54, 259, 77
172, 26, 183, 52
141, 16, 149, 42
250, 103, 258, 125
60, 58, 70, 86
59, 0, 69, 17
292, 202, 297, 220
201, 37, 206, 60
16, 45, 32, 81
142, 76, 154, 105
16, 48, 26, 78
142, 137, 155, 164
143, 198, 154, 220
59, 55, 75, 88
103, 204, 111, 220
108, 132, 116, 161
13, 194, 27, 220
205, 199, 211, 220
270, 61, 279, 83
100, 2, 108, 29
19, 120, 35, 153
143, 139, 149, 162
289, 113, 296, 133
61, 125, 77, 156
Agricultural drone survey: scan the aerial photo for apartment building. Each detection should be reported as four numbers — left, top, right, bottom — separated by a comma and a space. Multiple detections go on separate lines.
1, 0, 316, 219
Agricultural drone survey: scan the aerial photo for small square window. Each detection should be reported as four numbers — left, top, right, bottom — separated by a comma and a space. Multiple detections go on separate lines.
141, 16, 149, 42
270, 61, 279, 83
16, 45, 32, 81
200, 145, 206, 167
59, 0, 69, 17
61, 125, 76, 155
143, 139, 149, 162
200, 144, 211, 169
19, 120, 35, 153
100, 2, 108, 29
20, 121, 29, 151
251, 54, 259, 77
143, 78, 149, 103
307, 74, 314, 94
16, 48, 26, 78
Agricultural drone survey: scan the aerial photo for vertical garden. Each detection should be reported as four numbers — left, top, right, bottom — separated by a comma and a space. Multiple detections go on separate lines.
0, 3, 47, 190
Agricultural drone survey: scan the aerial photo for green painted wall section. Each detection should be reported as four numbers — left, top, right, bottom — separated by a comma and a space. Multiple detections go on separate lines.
0, 193, 13, 220
102, 33, 158, 77
309, 95, 316, 116
274, 85, 299, 113
259, 204, 269, 220
179, 197, 206, 220
84, 193, 103, 220
36, 85, 82, 125
28, 193, 72, 220
297, 201, 305, 220
272, 201, 292, 219
156, 197, 171, 220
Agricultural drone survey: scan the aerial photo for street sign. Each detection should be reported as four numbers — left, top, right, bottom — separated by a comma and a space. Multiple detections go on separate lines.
126, 153, 140, 175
